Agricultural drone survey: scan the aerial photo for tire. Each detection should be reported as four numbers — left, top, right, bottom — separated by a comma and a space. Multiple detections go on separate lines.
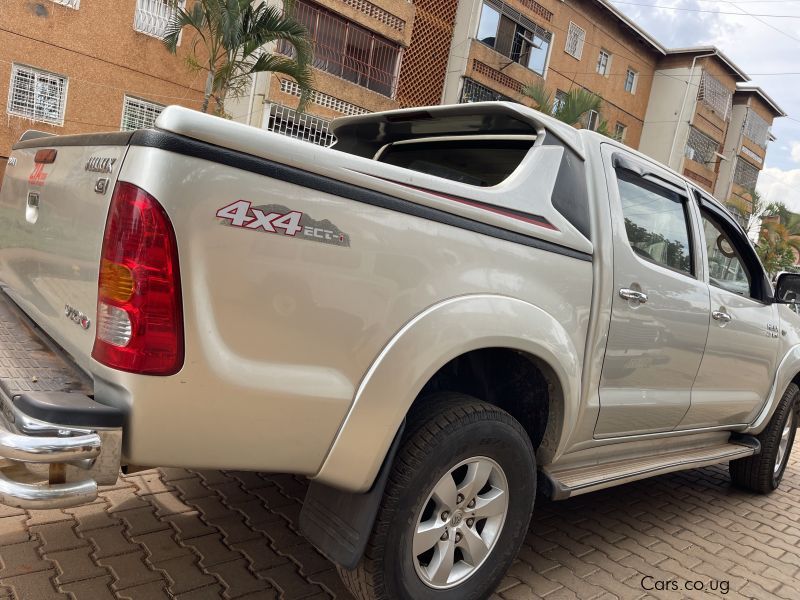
730, 382, 798, 494
339, 393, 536, 600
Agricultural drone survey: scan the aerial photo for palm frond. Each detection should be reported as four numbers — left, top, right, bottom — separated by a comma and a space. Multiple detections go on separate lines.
558, 88, 602, 126
521, 81, 552, 115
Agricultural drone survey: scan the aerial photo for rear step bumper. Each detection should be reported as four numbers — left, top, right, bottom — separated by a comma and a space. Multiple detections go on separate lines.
0, 287, 123, 509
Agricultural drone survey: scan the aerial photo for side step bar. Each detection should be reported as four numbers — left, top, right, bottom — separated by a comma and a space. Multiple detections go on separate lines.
543, 437, 760, 500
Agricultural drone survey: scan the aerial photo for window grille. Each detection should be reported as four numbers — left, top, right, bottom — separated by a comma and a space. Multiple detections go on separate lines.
586, 110, 599, 131
684, 127, 719, 165
697, 70, 732, 121
624, 69, 637, 93
565, 22, 585, 60
51, 0, 80, 8
733, 157, 760, 190
264, 104, 335, 147
614, 123, 627, 142
279, 1, 402, 98
597, 50, 610, 76
7, 64, 68, 125
278, 79, 369, 116
460, 78, 511, 103
121, 96, 164, 131
742, 109, 770, 149
134, 0, 184, 39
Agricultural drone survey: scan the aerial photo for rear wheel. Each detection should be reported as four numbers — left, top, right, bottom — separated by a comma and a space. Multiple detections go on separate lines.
730, 383, 798, 493
339, 394, 536, 600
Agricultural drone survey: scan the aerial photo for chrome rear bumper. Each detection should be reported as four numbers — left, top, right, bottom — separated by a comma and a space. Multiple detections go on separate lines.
0, 400, 122, 509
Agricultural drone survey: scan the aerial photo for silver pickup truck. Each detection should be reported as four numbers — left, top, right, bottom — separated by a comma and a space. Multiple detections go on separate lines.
1, 102, 799, 600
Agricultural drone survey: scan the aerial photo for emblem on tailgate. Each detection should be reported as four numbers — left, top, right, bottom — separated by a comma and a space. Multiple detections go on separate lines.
6, 157, 16, 167
65, 304, 91, 330
85, 156, 117, 173
216, 200, 350, 247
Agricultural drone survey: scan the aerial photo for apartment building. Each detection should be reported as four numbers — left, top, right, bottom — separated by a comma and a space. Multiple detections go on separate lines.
0, 0, 204, 183
441, 0, 666, 149
639, 48, 784, 212
231, 0, 461, 145
716, 86, 786, 218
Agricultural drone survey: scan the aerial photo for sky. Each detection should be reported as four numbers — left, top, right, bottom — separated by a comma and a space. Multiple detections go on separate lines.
608, 0, 800, 211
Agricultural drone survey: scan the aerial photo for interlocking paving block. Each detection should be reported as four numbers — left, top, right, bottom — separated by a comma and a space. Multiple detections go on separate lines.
48, 546, 109, 585
0, 540, 53, 578
98, 551, 166, 591
152, 554, 218, 595
1, 569, 69, 600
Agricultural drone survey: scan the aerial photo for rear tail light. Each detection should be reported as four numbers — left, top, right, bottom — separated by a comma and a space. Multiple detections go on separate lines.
34, 149, 57, 164
92, 182, 184, 375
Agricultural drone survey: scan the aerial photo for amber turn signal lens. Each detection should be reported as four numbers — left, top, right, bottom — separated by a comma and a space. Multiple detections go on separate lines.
99, 259, 135, 303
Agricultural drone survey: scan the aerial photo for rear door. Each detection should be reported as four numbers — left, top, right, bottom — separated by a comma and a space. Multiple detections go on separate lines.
595, 149, 710, 437
0, 139, 127, 367
679, 192, 780, 428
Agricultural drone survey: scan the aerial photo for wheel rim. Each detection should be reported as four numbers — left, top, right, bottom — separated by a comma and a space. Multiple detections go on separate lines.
412, 456, 509, 590
775, 411, 796, 476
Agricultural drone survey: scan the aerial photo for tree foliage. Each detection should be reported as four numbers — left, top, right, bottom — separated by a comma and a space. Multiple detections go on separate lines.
163, 0, 313, 115
521, 82, 603, 128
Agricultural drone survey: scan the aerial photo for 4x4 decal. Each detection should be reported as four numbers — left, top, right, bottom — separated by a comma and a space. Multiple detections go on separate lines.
216, 200, 350, 247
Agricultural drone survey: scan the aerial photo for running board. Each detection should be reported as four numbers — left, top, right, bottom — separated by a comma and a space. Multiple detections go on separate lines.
543, 436, 760, 500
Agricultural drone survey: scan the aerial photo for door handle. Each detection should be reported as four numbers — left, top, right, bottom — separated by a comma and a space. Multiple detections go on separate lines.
712, 310, 732, 323
619, 288, 647, 303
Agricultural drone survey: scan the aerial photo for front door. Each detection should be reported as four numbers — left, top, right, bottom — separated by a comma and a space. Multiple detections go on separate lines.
679, 200, 780, 428
595, 153, 710, 437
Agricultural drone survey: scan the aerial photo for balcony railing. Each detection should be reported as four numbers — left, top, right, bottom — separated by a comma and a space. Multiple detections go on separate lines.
134, 0, 184, 40
279, 0, 401, 98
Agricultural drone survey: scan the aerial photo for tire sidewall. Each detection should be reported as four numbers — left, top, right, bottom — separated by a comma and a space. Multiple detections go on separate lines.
772, 405, 797, 488
381, 417, 535, 600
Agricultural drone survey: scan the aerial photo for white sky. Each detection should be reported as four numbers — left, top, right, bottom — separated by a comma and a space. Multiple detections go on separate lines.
609, 0, 800, 211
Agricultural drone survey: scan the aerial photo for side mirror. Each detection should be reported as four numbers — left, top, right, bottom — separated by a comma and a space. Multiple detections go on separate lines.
775, 273, 800, 304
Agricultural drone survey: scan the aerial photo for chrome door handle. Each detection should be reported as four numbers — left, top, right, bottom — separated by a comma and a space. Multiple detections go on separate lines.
712, 310, 732, 323
619, 288, 647, 303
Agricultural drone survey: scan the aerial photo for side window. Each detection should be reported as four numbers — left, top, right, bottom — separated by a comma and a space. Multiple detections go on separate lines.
701, 211, 752, 297
616, 169, 693, 276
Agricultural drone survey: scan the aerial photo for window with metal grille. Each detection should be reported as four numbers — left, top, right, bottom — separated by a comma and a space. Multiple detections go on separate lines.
552, 89, 567, 114
121, 96, 164, 131
476, 1, 552, 77
597, 50, 611, 76
134, 0, 184, 39
586, 110, 599, 131
51, 0, 80, 8
264, 104, 335, 147
7, 64, 68, 125
624, 68, 637, 93
614, 123, 627, 142
684, 127, 719, 165
733, 157, 760, 190
279, 79, 369, 116
460, 78, 511, 103
279, 0, 402, 97
697, 70, 732, 121
742, 109, 770, 149
565, 22, 585, 60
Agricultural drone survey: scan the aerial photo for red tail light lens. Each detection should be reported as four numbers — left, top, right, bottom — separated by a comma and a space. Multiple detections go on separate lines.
92, 182, 184, 375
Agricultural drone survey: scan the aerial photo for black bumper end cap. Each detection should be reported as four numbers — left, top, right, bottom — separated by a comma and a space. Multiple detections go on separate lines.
14, 392, 124, 429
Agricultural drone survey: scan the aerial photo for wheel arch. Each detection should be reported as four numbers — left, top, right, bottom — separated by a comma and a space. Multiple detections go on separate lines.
314, 294, 580, 492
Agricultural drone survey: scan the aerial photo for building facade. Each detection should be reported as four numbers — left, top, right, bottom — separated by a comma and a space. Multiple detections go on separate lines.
0, 0, 205, 183
441, 0, 665, 149
231, 0, 461, 145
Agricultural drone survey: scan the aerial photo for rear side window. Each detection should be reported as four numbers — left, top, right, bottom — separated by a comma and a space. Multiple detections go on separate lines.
378, 139, 534, 187
617, 169, 693, 276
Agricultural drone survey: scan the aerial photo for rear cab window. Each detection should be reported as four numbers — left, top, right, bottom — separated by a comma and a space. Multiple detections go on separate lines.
377, 139, 535, 187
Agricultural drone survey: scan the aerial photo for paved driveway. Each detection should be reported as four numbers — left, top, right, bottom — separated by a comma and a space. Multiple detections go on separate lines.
0, 441, 798, 599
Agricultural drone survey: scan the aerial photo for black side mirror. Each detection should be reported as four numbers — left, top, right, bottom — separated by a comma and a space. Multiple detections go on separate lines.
774, 273, 800, 304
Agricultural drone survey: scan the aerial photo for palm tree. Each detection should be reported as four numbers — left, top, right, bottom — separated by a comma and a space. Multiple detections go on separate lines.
521, 82, 602, 127
163, 0, 313, 115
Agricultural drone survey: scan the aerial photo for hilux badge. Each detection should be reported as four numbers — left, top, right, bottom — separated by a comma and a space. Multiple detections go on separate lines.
85, 157, 116, 174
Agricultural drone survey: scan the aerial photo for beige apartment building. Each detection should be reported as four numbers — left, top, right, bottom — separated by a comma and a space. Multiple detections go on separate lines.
0, 0, 205, 183
639, 48, 785, 214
